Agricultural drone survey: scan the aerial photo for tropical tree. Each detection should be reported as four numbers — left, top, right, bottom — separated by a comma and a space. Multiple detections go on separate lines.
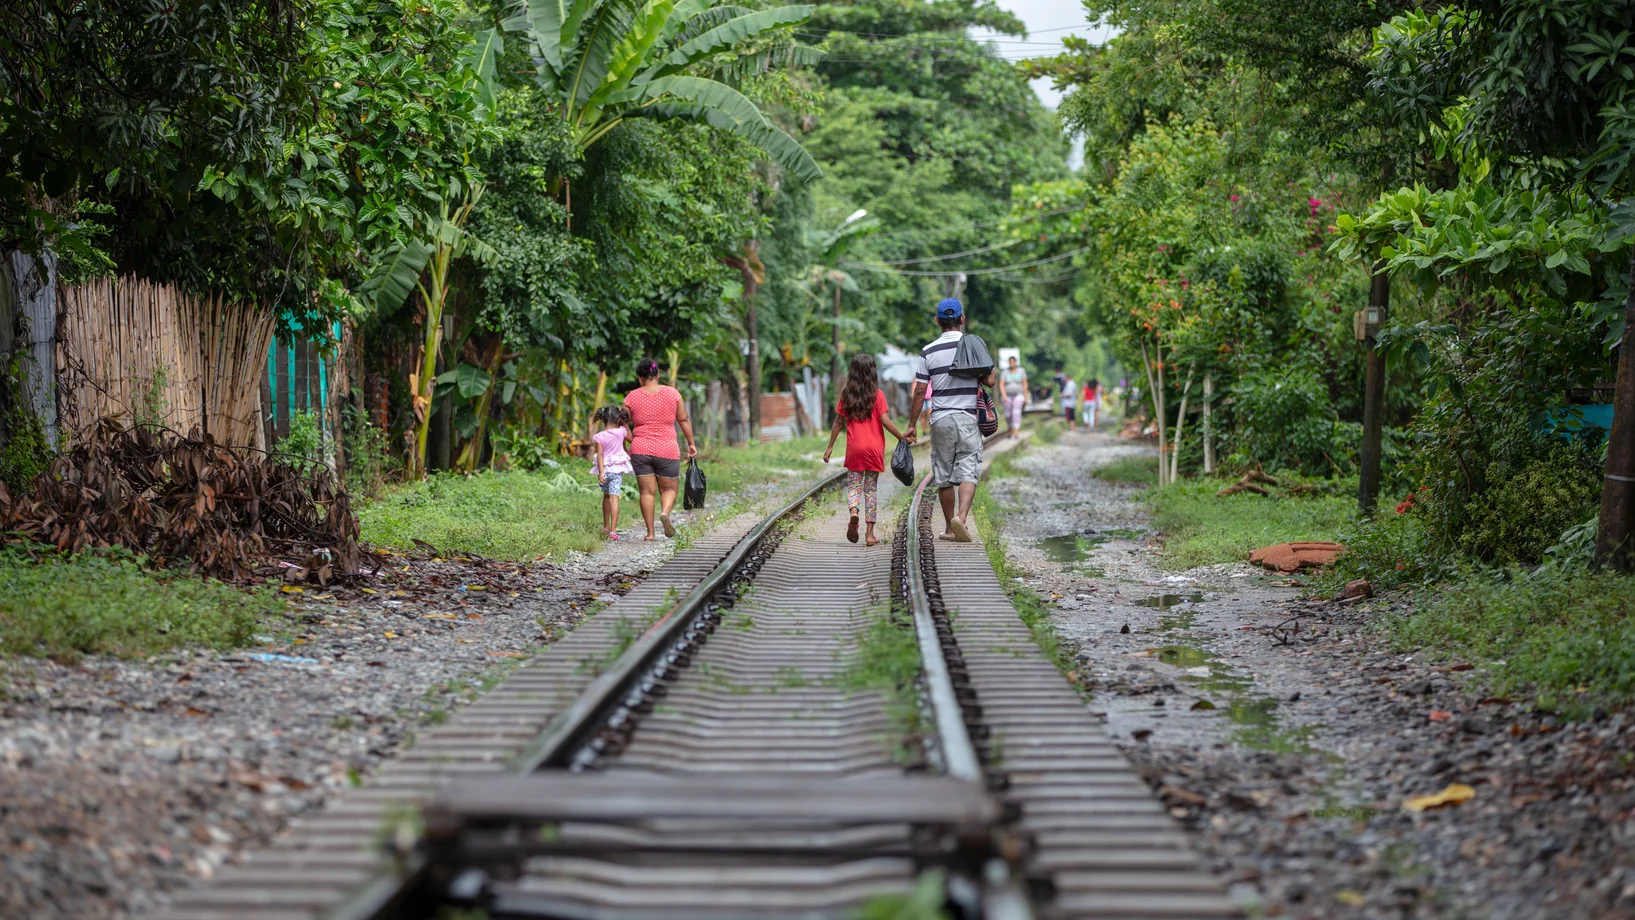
503, 0, 822, 182
801, 208, 876, 418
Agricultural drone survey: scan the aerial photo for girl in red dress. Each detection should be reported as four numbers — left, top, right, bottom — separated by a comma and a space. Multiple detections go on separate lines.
823, 354, 907, 546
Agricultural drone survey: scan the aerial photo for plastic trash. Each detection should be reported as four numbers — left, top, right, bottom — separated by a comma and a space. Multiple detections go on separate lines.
247, 652, 321, 667
890, 438, 915, 487
683, 458, 707, 510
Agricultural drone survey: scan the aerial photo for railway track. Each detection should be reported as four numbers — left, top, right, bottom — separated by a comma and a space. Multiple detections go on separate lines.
158, 435, 1237, 920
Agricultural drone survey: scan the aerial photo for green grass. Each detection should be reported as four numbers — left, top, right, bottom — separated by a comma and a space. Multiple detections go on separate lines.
835, 603, 925, 761
1144, 476, 1356, 569
0, 545, 279, 660
359, 469, 606, 560
1094, 454, 1160, 485
1393, 566, 1635, 714
696, 435, 829, 495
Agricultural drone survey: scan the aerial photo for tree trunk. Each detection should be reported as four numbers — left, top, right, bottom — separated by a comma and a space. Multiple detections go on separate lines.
1596, 250, 1635, 570
745, 285, 761, 443
1359, 260, 1390, 513
830, 282, 843, 425
1140, 338, 1164, 484
1170, 364, 1195, 483
1202, 371, 1215, 474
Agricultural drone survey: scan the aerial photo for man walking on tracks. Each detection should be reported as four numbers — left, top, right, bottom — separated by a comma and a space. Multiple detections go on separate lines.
906, 298, 994, 543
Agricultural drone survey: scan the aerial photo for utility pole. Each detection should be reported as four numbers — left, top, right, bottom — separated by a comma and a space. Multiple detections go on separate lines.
1596, 251, 1635, 571
1358, 261, 1389, 514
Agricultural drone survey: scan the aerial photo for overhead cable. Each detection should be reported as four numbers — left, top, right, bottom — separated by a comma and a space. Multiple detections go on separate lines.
869, 238, 1022, 265
867, 203, 1089, 240
845, 246, 1090, 276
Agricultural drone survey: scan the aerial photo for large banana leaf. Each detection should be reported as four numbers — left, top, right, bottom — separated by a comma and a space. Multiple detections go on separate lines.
357, 240, 434, 312
566, 0, 642, 108
657, 0, 715, 44
646, 97, 822, 183
513, 0, 572, 70
462, 29, 505, 112
650, 6, 812, 76
591, 0, 678, 107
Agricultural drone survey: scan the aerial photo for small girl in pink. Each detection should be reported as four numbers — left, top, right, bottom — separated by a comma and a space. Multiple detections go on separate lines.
591, 406, 634, 540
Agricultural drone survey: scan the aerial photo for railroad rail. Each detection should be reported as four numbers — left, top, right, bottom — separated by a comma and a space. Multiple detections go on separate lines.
158, 435, 1236, 920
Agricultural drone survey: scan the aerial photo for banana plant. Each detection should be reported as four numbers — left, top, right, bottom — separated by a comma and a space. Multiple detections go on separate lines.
358, 185, 496, 479
504, 0, 822, 182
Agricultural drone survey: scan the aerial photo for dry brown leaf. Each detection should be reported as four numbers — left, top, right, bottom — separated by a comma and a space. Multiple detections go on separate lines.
1404, 783, 1475, 812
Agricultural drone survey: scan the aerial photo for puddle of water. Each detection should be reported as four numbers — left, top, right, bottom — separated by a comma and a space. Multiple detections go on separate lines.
1134, 592, 1205, 609
1035, 534, 1109, 576
1229, 699, 1320, 753
1158, 609, 1197, 632
1151, 643, 1316, 751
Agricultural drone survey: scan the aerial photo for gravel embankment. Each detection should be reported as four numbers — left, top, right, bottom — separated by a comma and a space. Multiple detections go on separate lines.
988, 427, 1635, 920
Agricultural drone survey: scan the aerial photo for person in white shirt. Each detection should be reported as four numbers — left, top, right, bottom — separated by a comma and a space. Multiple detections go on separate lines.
906, 298, 995, 542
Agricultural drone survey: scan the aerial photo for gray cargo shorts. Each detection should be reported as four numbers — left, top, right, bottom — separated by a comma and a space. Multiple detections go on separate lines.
930, 413, 983, 487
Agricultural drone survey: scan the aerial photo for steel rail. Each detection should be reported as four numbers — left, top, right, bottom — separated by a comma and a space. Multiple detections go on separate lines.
506, 465, 848, 772
321, 468, 848, 920
904, 468, 984, 783
904, 457, 1037, 920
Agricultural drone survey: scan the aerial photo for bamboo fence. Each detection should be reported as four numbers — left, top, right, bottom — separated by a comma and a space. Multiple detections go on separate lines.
57, 276, 275, 447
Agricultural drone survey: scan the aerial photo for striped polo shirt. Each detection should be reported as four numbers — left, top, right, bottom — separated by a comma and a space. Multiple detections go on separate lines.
915, 330, 979, 422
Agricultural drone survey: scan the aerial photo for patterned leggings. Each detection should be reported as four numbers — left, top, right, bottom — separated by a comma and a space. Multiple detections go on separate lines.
846, 471, 879, 523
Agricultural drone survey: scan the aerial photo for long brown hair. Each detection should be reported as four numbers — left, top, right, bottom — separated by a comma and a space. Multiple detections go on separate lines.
839, 354, 879, 422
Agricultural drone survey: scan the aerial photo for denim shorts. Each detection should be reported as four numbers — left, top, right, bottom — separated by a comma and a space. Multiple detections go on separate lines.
600, 473, 624, 495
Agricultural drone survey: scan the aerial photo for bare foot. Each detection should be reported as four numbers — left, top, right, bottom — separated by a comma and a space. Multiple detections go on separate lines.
644, 533, 656, 542
865, 534, 881, 547
846, 514, 859, 544
660, 513, 675, 538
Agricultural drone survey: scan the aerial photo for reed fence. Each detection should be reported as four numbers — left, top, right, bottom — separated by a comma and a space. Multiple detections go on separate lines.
57, 276, 275, 447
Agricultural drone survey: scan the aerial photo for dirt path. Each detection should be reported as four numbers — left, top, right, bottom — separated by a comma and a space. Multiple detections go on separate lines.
988, 426, 1635, 920
0, 468, 825, 919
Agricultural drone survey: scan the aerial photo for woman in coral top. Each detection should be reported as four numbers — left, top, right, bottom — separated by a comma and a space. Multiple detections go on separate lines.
623, 358, 697, 541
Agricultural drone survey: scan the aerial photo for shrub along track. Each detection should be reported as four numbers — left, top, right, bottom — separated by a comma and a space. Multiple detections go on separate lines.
154, 436, 1234, 920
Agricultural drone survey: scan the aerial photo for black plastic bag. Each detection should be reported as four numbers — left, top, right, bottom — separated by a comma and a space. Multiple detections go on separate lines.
890, 438, 915, 487
949, 333, 995, 379
683, 458, 707, 510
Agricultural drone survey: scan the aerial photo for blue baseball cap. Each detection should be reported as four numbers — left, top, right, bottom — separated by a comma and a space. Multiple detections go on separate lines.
936, 298, 963, 320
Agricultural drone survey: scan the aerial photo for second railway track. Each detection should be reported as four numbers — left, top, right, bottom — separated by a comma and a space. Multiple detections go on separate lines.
158, 436, 1238, 920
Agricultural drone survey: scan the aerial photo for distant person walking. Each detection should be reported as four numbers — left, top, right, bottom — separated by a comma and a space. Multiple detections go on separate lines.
907, 298, 995, 543
998, 356, 1028, 439
1082, 378, 1102, 427
624, 358, 697, 541
591, 405, 633, 540
1054, 367, 1077, 430
823, 354, 907, 546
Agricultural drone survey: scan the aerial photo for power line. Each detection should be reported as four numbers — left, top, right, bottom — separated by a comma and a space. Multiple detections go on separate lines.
845, 246, 1090, 276
799, 22, 1103, 39
869, 238, 1021, 265
866, 203, 1089, 241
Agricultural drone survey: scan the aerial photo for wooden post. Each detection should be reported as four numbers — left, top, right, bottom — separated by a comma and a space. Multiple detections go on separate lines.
1201, 372, 1215, 474
1359, 261, 1389, 514
1596, 250, 1635, 570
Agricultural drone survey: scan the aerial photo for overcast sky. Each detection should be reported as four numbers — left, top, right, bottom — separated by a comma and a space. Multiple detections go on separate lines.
969, 0, 1118, 109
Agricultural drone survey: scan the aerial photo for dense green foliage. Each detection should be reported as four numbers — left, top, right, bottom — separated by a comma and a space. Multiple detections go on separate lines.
1396, 567, 1635, 715
0, 545, 277, 659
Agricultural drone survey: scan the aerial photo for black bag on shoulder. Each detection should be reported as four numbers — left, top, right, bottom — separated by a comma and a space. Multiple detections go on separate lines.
976, 387, 1000, 437
683, 458, 707, 510
890, 438, 915, 487
949, 333, 995, 379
